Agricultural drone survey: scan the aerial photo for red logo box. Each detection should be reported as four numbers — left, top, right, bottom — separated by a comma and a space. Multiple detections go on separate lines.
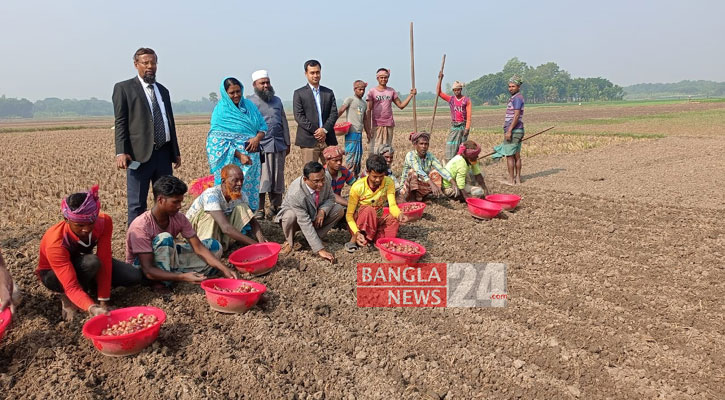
357, 263, 447, 307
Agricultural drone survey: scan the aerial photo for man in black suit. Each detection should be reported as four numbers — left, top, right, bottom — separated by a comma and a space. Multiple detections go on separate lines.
293, 59, 339, 164
113, 48, 181, 226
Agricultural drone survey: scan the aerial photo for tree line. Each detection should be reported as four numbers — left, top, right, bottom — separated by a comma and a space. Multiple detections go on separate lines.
623, 80, 725, 100
464, 58, 624, 105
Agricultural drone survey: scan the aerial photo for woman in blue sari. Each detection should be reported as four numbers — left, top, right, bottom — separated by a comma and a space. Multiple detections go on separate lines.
206, 77, 268, 212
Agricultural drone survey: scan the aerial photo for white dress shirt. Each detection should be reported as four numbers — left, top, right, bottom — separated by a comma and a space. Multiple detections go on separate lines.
137, 75, 171, 143
308, 83, 323, 129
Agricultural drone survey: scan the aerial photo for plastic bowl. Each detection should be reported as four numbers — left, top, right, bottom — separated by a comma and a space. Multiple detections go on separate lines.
485, 194, 521, 210
0, 308, 11, 342
229, 242, 281, 275
334, 122, 352, 135
200, 278, 267, 314
382, 202, 426, 221
466, 198, 503, 219
82, 306, 166, 357
375, 237, 426, 264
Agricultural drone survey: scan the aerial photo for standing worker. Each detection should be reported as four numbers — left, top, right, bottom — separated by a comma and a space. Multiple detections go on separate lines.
113, 47, 181, 226
436, 73, 472, 161
493, 75, 525, 185
366, 68, 416, 155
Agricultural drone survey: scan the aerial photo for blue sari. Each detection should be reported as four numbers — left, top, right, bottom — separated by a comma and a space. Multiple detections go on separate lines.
206, 78, 268, 212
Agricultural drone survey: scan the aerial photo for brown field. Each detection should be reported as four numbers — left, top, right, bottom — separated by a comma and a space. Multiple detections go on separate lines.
1, 100, 724, 399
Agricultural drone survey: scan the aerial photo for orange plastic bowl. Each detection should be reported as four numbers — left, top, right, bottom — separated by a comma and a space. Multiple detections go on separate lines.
0, 308, 11, 342
484, 194, 521, 210
82, 306, 166, 357
466, 198, 503, 219
228, 242, 281, 275
201, 278, 267, 314
382, 202, 426, 221
375, 237, 426, 264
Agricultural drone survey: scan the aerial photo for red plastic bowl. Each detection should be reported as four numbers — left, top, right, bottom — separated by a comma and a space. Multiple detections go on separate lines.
229, 242, 281, 275
82, 306, 166, 357
334, 122, 352, 134
466, 198, 503, 219
0, 308, 11, 342
375, 237, 426, 264
485, 194, 521, 210
382, 202, 426, 221
201, 278, 267, 314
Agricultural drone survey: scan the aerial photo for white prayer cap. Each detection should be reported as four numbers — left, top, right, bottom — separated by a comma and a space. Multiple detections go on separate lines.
252, 70, 269, 82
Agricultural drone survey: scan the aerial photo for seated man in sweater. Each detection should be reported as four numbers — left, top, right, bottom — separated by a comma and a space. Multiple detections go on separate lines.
126, 176, 237, 286
37, 185, 142, 320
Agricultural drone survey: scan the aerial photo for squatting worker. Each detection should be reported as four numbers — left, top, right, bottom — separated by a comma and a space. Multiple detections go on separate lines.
126, 176, 237, 287
492, 75, 525, 185
186, 164, 267, 251
366, 68, 416, 155
0, 248, 22, 315
273, 162, 345, 263
442, 140, 489, 199
323, 145, 356, 207
37, 186, 142, 321
436, 73, 472, 161
399, 132, 459, 202
113, 47, 181, 226
247, 69, 291, 220
293, 60, 339, 164
344, 154, 409, 253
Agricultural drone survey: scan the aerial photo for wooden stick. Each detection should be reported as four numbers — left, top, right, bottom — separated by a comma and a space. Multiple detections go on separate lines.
429, 54, 446, 133
477, 126, 556, 160
410, 22, 417, 133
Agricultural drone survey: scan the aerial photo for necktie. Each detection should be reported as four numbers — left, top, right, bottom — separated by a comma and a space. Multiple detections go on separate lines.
314, 191, 320, 206
147, 84, 166, 149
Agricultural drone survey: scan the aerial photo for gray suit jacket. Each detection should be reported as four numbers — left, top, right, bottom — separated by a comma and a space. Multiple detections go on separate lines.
112, 77, 180, 163
274, 175, 336, 252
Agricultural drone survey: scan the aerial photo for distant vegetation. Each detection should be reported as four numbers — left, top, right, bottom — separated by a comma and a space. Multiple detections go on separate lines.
464, 58, 624, 105
623, 80, 725, 100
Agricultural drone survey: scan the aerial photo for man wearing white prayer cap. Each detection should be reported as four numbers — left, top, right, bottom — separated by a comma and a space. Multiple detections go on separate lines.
247, 70, 290, 219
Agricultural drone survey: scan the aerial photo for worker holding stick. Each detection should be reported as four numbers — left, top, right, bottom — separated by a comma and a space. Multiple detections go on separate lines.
436, 73, 472, 161
492, 75, 525, 185
366, 68, 416, 155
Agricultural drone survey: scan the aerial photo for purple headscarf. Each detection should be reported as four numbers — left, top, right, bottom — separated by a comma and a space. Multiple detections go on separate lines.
61, 185, 100, 223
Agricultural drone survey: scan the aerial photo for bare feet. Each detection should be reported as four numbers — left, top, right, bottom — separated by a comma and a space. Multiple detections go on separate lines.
60, 295, 78, 321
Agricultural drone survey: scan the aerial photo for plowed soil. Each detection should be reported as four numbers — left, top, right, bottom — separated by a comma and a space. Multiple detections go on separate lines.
1, 101, 723, 399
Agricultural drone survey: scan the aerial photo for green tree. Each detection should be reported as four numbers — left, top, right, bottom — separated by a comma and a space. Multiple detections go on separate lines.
209, 92, 218, 104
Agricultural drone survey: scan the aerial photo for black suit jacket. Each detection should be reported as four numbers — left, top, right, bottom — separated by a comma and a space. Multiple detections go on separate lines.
292, 84, 338, 148
112, 77, 180, 163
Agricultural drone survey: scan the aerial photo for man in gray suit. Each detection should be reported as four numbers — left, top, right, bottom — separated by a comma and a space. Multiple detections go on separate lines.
274, 162, 344, 263
293, 59, 338, 164
113, 47, 181, 226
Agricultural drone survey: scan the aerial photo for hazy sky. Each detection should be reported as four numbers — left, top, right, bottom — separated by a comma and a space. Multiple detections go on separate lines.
1, 0, 723, 102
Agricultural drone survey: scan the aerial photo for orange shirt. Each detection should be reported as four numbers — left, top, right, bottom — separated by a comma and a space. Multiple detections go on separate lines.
36, 213, 113, 311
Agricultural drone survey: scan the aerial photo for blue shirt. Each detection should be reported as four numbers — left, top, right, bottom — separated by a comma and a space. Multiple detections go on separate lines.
309, 83, 323, 128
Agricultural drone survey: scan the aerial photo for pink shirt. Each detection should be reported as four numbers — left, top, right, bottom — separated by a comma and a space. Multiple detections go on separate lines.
125, 211, 196, 263
367, 87, 399, 127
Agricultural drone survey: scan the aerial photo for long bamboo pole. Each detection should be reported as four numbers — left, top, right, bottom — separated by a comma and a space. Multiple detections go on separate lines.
477, 126, 556, 160
429, 54, 446, 133
410, 22, 417, 133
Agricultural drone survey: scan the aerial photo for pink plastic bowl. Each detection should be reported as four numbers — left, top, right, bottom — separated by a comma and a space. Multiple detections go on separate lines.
0, 308, 12, 342
334, 122, 352, 134
82, 306, 166, 357
484, 194, 521, 210
229, 242, 281, 275
466, 198, 503, 219
375, 237, 427, 264
201, 278, 267, 314
382, 202, 426, 221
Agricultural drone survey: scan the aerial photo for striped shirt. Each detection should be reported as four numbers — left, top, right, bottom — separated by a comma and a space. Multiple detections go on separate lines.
325, 165, 356, 195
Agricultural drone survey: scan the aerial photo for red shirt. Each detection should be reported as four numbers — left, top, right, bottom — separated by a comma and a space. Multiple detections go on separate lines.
36, 213, 113, 311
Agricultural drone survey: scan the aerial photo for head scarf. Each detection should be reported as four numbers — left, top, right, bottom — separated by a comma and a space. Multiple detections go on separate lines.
210, 77, 268, 134
375, 143, 395, 156
376, 69, 390, 77
61, 185, 100, 224
457, 143, 481, 159
322, 146, 345, 160
354, 80, 368, 89
452, 81, 464, 90
409, 131, 431, 143
251, 70, 268, 82
509, 75, 523, 86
